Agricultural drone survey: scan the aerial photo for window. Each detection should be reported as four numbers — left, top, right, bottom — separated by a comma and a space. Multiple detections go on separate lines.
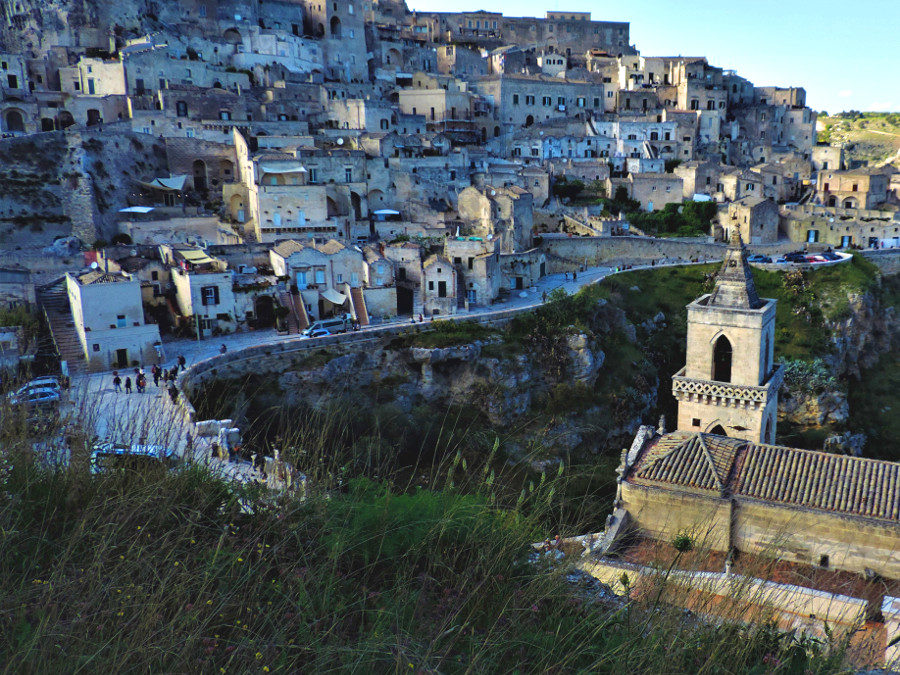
308, 168, 318, 183
351, 273, 359, 285
336, 273, 343, 283
542, 96, 551, 106
428, 281, 434, 291
201, 286, 220, 306
345, 167, 353, 183
315, 270, 325, 284
87, 79, 95, 95
7, 74, 17, 88
692, 418, 700, 427
525, 95, 535, 105
116, 315, 126, 328
512, 94, 519, 105
93, 344, 100, 352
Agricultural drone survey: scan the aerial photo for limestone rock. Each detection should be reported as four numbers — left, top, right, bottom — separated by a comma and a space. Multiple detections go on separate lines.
823, 432, 866, 456
566, 333, 604, 383
779, 389, 849, 426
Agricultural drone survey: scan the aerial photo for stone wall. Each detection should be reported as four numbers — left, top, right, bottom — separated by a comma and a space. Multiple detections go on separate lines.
538, 235, 810, 271
863, 250, 900, 276
578, 558, 874, 651
620, 483, 732, 551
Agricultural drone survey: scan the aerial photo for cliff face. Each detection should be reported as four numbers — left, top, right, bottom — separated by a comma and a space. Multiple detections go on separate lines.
826, 289, 897, 378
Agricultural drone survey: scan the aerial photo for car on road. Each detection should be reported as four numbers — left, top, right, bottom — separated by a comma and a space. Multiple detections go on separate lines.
747, 254, 772, 263
300, 316, 349, 337
90, 442, 177, 475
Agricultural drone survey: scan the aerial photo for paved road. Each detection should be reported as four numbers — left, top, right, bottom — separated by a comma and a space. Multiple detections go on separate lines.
68, 259, 712, 481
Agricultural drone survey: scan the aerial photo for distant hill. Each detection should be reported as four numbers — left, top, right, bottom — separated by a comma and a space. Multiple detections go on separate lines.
817, 112, 900, 167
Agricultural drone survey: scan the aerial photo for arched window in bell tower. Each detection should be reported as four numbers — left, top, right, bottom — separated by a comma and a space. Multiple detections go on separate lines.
713, 335, 732, 383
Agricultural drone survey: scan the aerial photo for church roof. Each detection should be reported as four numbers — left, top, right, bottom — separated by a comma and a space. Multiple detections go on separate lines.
628, 431, 900, 523
706, 231, 763, 309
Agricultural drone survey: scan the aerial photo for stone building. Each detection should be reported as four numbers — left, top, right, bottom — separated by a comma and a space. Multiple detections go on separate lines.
422, 254, 457, 316
457, 185, 534, 253
816, 167, 891, 210
672, 232, 781, 444
718, 196, 779, 244
65, 269, 161, 370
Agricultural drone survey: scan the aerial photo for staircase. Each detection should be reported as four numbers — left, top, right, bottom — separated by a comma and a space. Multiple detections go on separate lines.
456, 269, 467, 310
278, 291, 299, 334
290, 290, 310, 331
38, 279, 86, 374
348, 287, 370, 327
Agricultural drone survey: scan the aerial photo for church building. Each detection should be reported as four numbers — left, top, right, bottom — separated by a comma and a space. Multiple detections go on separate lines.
573, 236, 900, 666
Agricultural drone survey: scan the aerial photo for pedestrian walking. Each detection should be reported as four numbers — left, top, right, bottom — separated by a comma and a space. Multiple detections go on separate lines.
564, 271, 569, 281
124, 376, 132, 394
153, 367, 160, 387
573, 270, 577, 282
211, 441, 220, 461
178, 355, 186, 368
220, 344, 228, 354
113, 372, 121, 392
542, 291, 547, 303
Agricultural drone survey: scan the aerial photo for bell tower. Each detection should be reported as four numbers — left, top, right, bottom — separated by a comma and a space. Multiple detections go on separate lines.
672, 232, 783, 443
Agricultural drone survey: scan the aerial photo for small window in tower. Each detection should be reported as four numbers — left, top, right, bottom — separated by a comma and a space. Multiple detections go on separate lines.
692, 418, 701, 427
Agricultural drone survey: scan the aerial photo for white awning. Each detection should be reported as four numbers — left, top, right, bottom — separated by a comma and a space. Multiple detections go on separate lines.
321, 288, 346, 305
119, 206, 155, 214
373, 209, 400, 215
260, 164, 307, 174
138, 175, 188, 191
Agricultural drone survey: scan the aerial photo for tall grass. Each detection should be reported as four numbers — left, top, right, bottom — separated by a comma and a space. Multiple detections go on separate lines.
0, 390, 851, 673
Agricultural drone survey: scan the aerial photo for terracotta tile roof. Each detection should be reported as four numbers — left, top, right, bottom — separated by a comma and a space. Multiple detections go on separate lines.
735, 444, 900, 522
271, 240, 305, 257
628, 431, 900, 523
632, 432, 743, 494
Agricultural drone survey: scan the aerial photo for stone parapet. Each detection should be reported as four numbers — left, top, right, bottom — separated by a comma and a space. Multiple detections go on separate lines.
672, 364, 783, 408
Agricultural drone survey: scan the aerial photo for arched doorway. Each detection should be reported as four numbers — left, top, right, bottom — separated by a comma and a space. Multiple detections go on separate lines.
827, 196, 837, 207
220, 159, 234, 183
40, 117, 54, 131
4, 109, 25, 132
712, 335, 732, 382
330, 16, 342, 38
842, 197, 857, 209
192, 159, 208, 191
709, 424, 727, 436
223, 28, 242, 44
525, 115, 534, 127
326, 196, 340, 217
86, 109, 102, 126
763, 417, 773, 445
57, 111, 75, 129
350, 192, 362, 220
254, 295, 276, 328
229, 194, 245, 222
494, 126, 500, 137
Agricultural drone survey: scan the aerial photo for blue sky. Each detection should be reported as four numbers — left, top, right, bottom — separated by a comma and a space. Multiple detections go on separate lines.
406, 0, 900, 113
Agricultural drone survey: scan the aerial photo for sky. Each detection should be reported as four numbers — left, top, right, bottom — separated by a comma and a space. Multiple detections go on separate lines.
406, 0, 900, 114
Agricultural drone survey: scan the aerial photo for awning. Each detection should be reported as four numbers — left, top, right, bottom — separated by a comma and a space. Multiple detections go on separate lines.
119, 206, 155, 214
138, 175, 187, 191
180, 250, 216, 265
321, 288, 346, 305
260, 164, 307, 174
373, 209, 400, 215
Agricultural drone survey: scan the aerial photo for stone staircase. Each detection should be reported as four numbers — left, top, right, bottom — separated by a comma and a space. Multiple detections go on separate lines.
38, 278, 86, 374
277, 291, 299, 334
289, 290, 310, 330
348, 286, 369, 327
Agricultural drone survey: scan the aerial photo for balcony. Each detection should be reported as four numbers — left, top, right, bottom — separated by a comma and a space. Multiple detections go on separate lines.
671, 365, 783, 408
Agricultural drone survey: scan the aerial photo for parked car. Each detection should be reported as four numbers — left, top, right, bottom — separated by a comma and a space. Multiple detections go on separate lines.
306, 328, 331, 338
90, 442, 176, 475
301, 316, 348, 337
821, 251, 841, 261
9, 387, 60, 407
8, 377, 61, 401
747, 254, 772, 263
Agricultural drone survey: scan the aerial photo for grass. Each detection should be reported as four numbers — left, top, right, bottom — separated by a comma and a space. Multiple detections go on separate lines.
817, 112, 900, 165
0, 401, 852, 672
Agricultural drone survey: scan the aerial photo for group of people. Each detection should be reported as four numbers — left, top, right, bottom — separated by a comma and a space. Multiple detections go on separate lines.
112, 355, 188, 394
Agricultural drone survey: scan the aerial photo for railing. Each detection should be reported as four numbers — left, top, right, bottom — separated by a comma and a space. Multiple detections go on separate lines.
671, 365, 783, 405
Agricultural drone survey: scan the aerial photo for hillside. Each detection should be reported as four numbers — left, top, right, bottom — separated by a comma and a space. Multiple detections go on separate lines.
817, 112, 900, 166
